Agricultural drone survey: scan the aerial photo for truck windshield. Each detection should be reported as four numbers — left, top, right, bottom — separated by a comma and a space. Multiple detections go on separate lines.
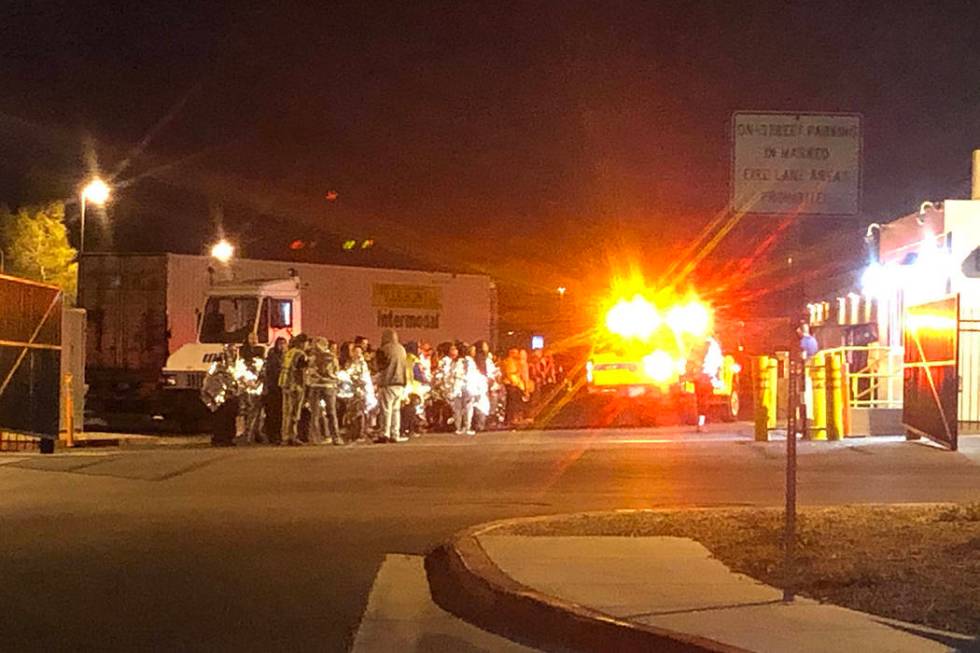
199, 297, 258, 344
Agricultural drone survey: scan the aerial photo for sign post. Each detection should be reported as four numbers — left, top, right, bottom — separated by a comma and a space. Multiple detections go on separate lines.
784, 353, 799, 602
731, 111, 862, 603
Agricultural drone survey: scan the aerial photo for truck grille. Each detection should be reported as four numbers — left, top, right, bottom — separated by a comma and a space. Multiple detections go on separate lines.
181, 372, 205, 389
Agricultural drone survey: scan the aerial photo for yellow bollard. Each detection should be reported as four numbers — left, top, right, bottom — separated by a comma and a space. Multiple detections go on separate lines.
807, 352, 827, 440
766, 356, 778, 430
63, 373, 75, 448
753, 356, 769, 441
841, 358, 852, 436
826, 353, 844, 440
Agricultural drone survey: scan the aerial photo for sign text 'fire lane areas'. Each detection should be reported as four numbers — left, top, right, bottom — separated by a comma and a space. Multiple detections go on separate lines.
732, 112, 861, 216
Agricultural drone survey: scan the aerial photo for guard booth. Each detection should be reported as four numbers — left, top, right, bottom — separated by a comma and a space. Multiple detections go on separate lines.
0, 274, 63, 453
869, 196, 980, 447
753, 188, 980, 444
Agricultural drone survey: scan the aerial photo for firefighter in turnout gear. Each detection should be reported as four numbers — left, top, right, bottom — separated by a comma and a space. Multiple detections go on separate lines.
279, 334, 310, 445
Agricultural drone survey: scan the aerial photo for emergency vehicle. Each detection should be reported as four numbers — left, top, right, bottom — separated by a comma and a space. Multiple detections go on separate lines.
585, 293, 741, 422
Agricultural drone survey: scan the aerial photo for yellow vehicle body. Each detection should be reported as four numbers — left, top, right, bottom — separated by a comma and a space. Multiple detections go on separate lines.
587, 347, 740, 420
585, 291, 741, 420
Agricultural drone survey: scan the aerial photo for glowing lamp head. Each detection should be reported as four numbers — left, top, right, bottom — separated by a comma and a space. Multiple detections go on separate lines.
210, 239, 235, 263
642, 350, 675, 383
605, 295, 660, 339
861, 262, 888, 298
82, 178, 110, 205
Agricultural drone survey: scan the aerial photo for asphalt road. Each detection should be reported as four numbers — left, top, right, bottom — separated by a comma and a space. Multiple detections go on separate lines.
1, 425, 978, 652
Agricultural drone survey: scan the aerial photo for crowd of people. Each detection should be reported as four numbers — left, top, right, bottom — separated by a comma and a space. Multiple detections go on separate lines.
200, 328, 564, 447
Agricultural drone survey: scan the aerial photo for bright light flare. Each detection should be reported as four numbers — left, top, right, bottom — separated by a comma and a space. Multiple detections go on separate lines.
907, 313, 956, 332
82, 178, 110, 205
861, 262, 888, 298
642, 350, 675, 383
666, 301, 711, 336
605, 295, 660, 339
210, 239, 235, 263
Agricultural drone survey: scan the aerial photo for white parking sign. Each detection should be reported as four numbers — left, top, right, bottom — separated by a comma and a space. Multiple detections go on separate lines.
731, 112, 861, 215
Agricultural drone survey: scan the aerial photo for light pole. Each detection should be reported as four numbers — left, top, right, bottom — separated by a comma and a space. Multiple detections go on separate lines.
79, 178, 110, 254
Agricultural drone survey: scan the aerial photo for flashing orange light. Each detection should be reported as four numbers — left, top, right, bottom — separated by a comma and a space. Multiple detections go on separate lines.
605, 294, 660, 339
666, 301, 711, 336
642, 350, 675, 383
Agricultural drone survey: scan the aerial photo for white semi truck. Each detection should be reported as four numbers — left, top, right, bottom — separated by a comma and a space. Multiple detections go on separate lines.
79, 253, 496, 429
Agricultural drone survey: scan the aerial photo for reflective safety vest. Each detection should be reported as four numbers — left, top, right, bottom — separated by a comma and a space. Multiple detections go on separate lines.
279, 348, 307, 390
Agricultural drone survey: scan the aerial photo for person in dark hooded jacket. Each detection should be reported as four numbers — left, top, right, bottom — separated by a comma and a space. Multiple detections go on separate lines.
374, 329, 408, 443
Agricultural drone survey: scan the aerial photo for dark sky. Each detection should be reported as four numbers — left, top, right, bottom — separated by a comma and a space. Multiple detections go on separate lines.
3, 1, 980, 319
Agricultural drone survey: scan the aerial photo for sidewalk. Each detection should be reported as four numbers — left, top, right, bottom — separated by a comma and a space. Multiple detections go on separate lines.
68, 432, 210, 449
352, 554, 537, 652
427, 521, 978, 653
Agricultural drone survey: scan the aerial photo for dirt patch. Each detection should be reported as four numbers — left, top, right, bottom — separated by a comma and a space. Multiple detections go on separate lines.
497, 504, 980, 636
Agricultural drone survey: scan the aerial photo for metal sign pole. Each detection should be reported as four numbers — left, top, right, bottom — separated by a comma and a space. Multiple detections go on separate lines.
784, 354, 799, 602
781, 215, 808, 603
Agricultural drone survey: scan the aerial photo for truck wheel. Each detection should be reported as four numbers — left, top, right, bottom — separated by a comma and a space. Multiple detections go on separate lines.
720, 390, 739, 422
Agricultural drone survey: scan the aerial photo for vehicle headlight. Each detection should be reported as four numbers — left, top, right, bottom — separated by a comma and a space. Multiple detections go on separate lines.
161, 374, 177, 387
642, 350, 675, 383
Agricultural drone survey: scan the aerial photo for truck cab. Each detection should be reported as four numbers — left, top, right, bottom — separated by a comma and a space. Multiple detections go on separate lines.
160, 277, 301, 427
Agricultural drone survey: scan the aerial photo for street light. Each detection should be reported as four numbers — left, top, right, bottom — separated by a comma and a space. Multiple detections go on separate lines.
79, 177, 110, 254
210, 238, 235, 263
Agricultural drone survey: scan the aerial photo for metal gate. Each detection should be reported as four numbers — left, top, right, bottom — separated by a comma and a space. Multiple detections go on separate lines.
902, 296, 959, 450
958, 313, 980, 432
0, 274, 62, 451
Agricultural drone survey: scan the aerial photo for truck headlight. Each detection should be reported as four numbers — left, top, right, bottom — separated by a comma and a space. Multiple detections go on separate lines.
161, 373, 177, 387
642, 350, 675, 384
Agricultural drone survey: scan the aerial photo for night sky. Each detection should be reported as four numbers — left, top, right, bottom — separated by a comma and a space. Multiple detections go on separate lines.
3, 1, 980, 324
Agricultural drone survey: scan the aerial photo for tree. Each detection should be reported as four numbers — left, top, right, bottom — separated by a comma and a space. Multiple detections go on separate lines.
0, 202, 77, 302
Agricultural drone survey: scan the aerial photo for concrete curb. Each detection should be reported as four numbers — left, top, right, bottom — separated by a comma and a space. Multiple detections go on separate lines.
424, 517, 750, 653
